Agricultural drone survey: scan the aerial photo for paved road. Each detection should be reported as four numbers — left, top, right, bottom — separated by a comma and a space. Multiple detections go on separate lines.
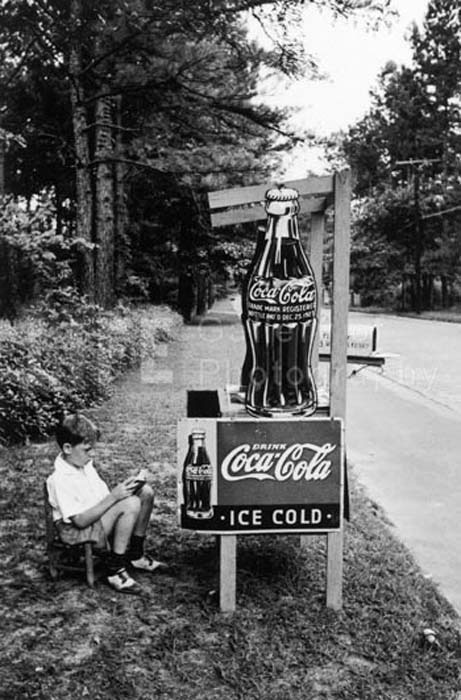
346, 311, 461, 615
349, 311, 461, 415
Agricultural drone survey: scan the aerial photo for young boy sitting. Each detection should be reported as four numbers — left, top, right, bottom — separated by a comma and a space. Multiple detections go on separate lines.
47, 413, 165, 593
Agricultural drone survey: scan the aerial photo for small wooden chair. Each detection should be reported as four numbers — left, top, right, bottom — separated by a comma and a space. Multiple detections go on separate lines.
43, 482, 98, 587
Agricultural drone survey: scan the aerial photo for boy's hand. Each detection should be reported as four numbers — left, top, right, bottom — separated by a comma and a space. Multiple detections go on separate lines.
125, 468, 149, 494
130, 468, 149, 483
111, 478, 139, 501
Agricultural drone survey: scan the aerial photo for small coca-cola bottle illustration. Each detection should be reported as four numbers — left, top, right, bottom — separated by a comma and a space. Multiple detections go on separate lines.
242, 187, 318, 417
182, 429, 213, 519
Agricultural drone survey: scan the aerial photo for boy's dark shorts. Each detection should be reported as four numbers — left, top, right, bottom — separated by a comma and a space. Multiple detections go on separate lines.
55, 519, 109, 550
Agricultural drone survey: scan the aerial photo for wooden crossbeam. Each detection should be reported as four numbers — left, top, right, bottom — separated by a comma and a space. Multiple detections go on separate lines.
210, 195, 328, 228
208, 174, 334, 211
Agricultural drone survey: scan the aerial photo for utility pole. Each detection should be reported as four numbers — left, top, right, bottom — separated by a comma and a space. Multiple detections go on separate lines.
413, 165, 423, 314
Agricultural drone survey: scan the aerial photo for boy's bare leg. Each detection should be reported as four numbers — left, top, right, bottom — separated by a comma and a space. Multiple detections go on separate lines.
101, 496, 141, 554
133, 485, 154, 537
128, 485, 165, 571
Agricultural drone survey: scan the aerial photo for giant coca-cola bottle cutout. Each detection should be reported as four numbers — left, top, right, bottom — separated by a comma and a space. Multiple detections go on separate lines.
242, 187, 318, 417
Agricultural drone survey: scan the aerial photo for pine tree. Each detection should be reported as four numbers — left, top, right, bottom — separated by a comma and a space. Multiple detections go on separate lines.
337, 0, 461, 310
0, 0, 392, 307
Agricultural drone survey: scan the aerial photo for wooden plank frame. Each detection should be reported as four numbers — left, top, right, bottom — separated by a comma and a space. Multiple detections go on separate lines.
208, 175, 334, 228
206, 170, 351, 612
327, 169, 351, 610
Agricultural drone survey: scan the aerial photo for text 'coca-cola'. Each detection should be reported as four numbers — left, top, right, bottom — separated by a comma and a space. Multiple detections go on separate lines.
221, 442, 336, 482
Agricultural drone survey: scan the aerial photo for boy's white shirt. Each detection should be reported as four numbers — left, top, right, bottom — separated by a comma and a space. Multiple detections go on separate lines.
47, 454, 110, 523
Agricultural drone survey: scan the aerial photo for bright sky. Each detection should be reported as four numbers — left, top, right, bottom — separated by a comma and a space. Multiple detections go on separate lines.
249, 0, 430, 176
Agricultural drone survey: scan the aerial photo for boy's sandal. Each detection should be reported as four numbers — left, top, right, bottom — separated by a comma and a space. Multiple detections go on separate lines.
107, 568, 140, 594
130, 554, 168, 573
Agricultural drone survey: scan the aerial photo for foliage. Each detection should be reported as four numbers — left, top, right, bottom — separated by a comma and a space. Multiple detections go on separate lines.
350, 188, 413, 305
0, 193, 85, 321
0, 195, 81, 297
2, 67, 73, 201
0, 299, 180, 445
0, 0, 299, 308
411, 0, 461, 170
0, 126, 26, 150
333, 0, 461, 310
0, 0, 392, 310
209, 227, 259, 285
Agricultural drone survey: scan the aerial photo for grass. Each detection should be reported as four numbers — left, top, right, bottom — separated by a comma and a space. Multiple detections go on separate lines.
1, 445, 460, 700
1, 305, 461, 699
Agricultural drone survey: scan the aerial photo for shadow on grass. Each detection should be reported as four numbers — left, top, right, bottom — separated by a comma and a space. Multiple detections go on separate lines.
160, 531, 328, 612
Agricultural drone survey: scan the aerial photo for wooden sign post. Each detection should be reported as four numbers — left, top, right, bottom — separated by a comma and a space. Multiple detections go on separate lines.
178, 171, 351, 612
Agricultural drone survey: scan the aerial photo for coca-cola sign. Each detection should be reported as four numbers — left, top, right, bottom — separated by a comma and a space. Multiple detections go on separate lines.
177, 418, 343, 534
249, 277, 316, 306
247, 276, 316, 324
221, 442, 336, 482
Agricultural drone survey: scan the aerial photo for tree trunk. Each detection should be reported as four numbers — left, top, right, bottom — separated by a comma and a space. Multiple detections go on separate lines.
0, 240, 19, 324
94, 90, 115, 307
0, 136, 5, 197
401, 274, 407, 311
69, 0, 94, 300
114, 95, 129, 296
422, 273, 432, 310
448, 279, 454, 307
441, 275, 448, 308
178, 268, 196, 323
409, 274, 416, 310
196, 272, 207, 316
55, 185, 63, 238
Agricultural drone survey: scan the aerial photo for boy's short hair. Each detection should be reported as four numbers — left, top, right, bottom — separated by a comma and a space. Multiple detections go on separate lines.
56, 413, 101, 448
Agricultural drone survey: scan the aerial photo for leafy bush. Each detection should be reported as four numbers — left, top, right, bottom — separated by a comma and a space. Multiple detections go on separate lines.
0, 299, 181, 445
0, 195, 88, 321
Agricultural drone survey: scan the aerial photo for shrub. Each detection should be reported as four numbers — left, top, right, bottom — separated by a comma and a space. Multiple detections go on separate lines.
0, 195, 83, 321
0, 299, 181, 445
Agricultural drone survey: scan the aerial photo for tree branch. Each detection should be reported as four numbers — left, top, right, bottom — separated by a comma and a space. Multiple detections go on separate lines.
173, 78, 295, 139
2, 38, 38, 88
77, 13, 167, 78
81, 78, 173, 105
422, 205, 461, 220
83, 121, 139, 134
88, 156, 267, 176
